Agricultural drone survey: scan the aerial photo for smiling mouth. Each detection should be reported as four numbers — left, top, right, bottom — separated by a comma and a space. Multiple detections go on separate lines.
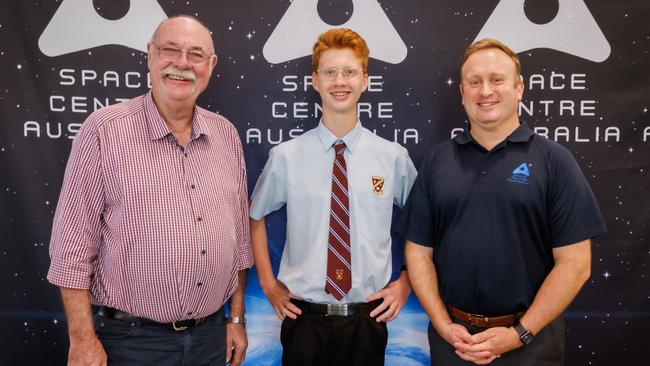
330, 91, 350, 98
167, 75, 190, 81
478, 101, 498, 107
165, 74, 193, 81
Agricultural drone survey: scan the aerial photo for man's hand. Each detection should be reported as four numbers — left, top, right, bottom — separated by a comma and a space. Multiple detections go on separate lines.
60, 288, 106, 366
453, 326, 521, 365
366, 271, 411, 322
225, 323, 247, 366
252, 218, 302, 320
438, 321, 500, 365
261, 279, 302, 320
68, 334, 107, 366
440, 321, 473, 349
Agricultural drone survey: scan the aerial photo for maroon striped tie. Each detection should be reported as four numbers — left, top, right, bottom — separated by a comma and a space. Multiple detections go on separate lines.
325, 143, 351, 301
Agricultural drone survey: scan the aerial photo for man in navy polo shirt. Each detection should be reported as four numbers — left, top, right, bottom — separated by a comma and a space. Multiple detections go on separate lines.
399, 39, 606, 365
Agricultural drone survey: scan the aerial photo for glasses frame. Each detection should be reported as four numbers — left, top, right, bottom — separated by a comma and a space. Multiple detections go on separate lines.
316, 67, 365, 80
151, 42, 213, 65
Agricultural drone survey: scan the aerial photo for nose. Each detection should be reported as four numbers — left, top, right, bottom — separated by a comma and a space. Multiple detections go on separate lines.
479, 81, 493, 96
332, 70, 346, 84
173, 51, 191, 68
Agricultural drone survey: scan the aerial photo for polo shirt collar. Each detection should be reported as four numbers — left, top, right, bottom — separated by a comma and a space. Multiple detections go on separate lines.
144, 92, 207, 141
454, 121, 534, 145
316, 119, 363, 154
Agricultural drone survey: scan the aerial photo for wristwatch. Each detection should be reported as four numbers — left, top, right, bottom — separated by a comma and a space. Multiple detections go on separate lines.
513, 321, 534, 345
226, 316, 246, 325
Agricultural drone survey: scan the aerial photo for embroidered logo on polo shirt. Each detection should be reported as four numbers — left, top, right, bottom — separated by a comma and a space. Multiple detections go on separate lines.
372, 176, 385, 196
507, 163, 531, 185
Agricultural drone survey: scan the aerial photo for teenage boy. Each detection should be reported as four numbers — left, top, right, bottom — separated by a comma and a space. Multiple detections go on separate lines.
249, 28, 417, 366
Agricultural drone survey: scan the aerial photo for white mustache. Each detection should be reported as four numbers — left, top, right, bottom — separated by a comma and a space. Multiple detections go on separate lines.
161, 67, 196, 81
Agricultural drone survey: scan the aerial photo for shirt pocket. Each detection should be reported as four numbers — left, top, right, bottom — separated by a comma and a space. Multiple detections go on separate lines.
357, 192, 393, 244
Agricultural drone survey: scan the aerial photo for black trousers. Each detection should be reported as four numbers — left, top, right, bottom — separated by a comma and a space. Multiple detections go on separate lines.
280, 302, 388, 366
428, 316, 565, 366
94, 307, 226, 366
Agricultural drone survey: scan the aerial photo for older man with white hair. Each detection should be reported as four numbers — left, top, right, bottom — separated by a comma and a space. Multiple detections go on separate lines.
48, 15, 252, 366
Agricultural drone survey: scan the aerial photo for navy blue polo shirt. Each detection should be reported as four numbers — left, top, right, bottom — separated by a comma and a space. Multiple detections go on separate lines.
397, 122, 606, 316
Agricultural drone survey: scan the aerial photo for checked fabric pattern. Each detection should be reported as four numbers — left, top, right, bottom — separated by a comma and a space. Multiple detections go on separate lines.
325, 143, 351, 300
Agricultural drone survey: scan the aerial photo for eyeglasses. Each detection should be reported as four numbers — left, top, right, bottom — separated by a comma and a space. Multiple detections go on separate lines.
317, 67, 364, 80
151, 43, 212, 65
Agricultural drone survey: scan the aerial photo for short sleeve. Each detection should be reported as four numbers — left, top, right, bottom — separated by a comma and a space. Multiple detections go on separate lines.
249, 146, 288, 219
547, 146, 607, 247
393, 147, 418, 208
395, 150, 436, 247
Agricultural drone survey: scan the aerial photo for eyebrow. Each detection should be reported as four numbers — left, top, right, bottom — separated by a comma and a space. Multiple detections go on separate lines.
465, 72, 508, 79
157, 41, 210, 53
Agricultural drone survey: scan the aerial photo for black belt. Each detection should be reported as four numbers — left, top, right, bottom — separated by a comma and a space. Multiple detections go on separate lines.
96, 306, 220, 331
290, 299, 382, 317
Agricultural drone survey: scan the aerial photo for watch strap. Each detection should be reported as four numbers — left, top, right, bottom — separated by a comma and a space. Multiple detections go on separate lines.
226, 316, 246, 325
513, 321, 533, 345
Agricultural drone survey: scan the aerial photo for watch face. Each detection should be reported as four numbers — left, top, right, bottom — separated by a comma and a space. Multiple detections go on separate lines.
521, 332, 534, 345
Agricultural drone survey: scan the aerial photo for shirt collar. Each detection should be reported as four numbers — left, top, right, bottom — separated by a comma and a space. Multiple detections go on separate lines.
454, 121, 534, 145
144, 92, 206, 141
316, 119, 363, 154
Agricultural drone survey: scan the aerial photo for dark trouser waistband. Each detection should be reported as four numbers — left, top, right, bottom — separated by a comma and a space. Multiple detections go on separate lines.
290, 298, 382, 317
447, 304, 523, 328
96, 306, 222, 331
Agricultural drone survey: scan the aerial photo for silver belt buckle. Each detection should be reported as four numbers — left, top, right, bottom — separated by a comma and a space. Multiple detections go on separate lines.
326, 303, 349, 316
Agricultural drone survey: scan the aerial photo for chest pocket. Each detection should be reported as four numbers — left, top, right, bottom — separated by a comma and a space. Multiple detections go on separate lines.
354, 176, 393, 244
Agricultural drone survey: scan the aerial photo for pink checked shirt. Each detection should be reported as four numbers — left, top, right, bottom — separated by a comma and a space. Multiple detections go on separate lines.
48, 93, 253, 322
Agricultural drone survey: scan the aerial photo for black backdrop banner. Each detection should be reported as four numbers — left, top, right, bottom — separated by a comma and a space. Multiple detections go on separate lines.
1, 1, 648, 365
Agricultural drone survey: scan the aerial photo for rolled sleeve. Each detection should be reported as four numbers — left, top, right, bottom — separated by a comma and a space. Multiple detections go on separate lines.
234, 137, 254, 270
48, 118, 104, 289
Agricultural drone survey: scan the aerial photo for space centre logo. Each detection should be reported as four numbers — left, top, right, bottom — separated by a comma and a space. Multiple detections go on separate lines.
261, 0, 619, 146
26, 0, 166, 140
38, 0, 167, 56
263, 0, 408, 65
253, 0, 413, 145
475, 0, 611, 62
28, 0, 631, 144
36, 0, 611, 63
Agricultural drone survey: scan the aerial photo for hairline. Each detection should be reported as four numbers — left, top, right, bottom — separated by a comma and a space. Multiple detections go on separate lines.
151, 15, 215, 54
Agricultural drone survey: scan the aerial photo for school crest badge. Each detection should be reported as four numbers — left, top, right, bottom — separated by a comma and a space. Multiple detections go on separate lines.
372, 176, 384, 196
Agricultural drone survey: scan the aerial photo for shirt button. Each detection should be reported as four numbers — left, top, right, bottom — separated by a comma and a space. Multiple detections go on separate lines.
190, 184, 196, 189
201, 250, 206, 255
197, 282, 203, 287
187, 311, 193, 316
197, 217, 202, 222
481, 171, 487, 175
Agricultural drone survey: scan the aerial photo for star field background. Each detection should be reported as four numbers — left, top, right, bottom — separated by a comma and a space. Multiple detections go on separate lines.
0, 0, 648, 365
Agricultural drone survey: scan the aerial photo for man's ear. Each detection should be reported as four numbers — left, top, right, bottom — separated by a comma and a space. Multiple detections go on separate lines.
312, 71, 320, 93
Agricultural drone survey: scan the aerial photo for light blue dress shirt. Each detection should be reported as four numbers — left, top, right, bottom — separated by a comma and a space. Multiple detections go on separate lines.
250, 121, 417, 304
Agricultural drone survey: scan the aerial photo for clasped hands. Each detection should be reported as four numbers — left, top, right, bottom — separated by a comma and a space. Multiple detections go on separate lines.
442, 322, 523, 365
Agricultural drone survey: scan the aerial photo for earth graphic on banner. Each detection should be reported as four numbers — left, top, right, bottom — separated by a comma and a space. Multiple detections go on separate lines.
244, 295, 430, 366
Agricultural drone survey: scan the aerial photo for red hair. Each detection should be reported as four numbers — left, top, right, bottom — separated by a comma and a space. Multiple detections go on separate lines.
312, 28, 369, 72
